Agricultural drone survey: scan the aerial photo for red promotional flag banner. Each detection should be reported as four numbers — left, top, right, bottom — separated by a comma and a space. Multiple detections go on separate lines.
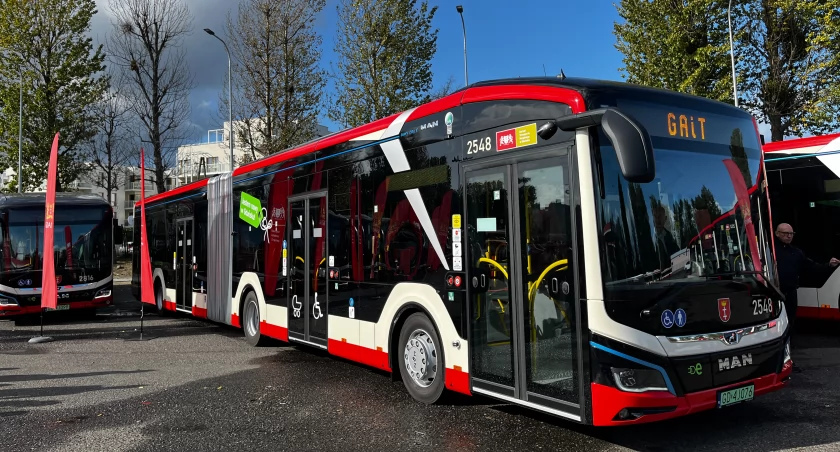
139, 149, 155, 305
41, 133, 60, 311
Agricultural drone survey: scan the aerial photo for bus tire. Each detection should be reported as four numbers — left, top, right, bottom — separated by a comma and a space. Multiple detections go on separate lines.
398, 312, 445, 404
242, 291, 268, 347
154, 281, 168, 316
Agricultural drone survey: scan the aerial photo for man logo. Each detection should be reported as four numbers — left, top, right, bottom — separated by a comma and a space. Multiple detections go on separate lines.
718, 353, 753, 371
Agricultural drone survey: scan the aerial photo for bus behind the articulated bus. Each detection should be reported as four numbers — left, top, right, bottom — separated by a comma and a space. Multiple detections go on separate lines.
765, 133, 840, 320
134, 77, 791, 426
0, 194, 114, 321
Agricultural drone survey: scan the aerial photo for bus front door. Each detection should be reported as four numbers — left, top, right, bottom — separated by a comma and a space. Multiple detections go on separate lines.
464, 148, 582, 421
175, 218, 194, 312
287, 194, 328, 348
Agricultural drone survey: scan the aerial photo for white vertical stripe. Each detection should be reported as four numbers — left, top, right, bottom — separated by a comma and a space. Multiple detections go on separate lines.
817, 137, 840, 178
405, 189, 450, 271
379, 108, 449, 272
380, 108, 416, 173
575, 129, 667, 356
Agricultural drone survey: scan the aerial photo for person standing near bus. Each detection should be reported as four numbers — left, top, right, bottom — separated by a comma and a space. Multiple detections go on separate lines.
775, 223, 840, 372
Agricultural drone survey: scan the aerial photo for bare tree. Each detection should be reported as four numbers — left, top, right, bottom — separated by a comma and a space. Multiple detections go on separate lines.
107, 0, 194, 193
221, 0, 327, 158
85, 72, 135, 208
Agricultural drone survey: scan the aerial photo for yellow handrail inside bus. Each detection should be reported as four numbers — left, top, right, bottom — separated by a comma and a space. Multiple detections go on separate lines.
478, 257, 508, 280
529, 259, 568, 302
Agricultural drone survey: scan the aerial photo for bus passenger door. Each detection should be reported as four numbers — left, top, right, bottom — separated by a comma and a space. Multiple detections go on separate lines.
287, 194, 328, 348
175, 218, 194, 311
465, 148, 581, 420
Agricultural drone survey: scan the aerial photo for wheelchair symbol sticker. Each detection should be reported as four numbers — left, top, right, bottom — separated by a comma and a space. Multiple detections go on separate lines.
661, 309, 675, 329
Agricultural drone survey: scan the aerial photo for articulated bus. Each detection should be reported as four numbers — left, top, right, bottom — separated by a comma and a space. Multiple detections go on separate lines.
0, 194, 114, 321
133, 77, 791, 426
765, 133, 840, 320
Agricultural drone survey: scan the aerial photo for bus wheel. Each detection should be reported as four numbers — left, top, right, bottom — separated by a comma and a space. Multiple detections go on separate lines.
242, 291, 268, 347
154, 282, 168, 316
399, 312, 445, 404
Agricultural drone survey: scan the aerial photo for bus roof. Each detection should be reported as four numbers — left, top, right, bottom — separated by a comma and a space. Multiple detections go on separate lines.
141, 76, 753, 206
764, 132, 840, 155
0, 193, 111, 208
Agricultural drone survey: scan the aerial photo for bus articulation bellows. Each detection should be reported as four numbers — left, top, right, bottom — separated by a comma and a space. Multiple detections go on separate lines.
133, 77, 791, 426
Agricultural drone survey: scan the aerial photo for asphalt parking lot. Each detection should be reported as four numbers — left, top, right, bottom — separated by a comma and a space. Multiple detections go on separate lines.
2, 284, 840, 452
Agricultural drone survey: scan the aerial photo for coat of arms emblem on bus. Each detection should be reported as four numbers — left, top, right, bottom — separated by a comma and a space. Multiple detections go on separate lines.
718, 298, 731, 322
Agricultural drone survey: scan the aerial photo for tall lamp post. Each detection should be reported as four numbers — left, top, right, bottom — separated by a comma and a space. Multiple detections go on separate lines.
456, 5, 469, 87
17, 64, 22, 193
204, 28, 234, 171
728, 0, 739, 107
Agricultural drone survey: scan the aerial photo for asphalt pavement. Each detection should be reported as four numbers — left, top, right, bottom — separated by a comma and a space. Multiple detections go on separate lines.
2, 284, 840, 452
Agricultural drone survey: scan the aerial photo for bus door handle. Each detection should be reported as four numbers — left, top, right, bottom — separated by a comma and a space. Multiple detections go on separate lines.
481, 274, 486, 288
551, 277, 559, 294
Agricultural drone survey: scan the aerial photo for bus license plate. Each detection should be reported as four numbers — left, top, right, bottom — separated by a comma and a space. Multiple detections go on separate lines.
51, 304, 70, 311
718, 384, 754, 408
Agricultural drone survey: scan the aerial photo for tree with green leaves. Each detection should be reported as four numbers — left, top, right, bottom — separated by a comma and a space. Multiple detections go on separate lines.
223, 0, 328, 160
329, 0, 442, 128
614, 0, 840, 142
614, 0, 734, 103
0, 0, 108, 192
738, 0, 840, 141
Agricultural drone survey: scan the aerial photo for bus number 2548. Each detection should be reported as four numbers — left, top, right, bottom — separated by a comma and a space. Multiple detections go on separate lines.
467, 137, 492, 154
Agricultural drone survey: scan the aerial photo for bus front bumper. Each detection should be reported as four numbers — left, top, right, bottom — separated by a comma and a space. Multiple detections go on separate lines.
0, 297, 112, 317
591, 363, 793, 426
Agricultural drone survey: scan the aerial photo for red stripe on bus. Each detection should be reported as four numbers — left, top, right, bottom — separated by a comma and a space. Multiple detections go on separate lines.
763, 132, 840, 153
328, 339, 392, 372
445, 365, 471, 395
142, 179, 210, 206
260, 321, 289, 342
460, 85, 586, 114
232, 114, 400, 177
231, 313, 241, 328
406, 92, 464, 122
797, 306, 840, 321
192, 306, 207, 319
163, 300, 177, 311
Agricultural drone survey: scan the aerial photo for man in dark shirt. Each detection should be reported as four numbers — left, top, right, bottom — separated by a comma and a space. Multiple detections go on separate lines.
775, 223, 839, 372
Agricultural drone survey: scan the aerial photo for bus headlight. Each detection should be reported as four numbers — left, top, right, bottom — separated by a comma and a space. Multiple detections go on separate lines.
611, 367, 669, 393
0, 296, 16, 306
95, 289, 112, 299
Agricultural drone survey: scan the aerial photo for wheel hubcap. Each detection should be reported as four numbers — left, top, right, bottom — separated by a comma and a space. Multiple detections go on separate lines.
245, 300, 259, 337
403, 329, 437, 388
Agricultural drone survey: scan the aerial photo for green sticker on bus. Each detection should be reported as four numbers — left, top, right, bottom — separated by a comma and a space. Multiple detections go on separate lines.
239, 192, 262, 228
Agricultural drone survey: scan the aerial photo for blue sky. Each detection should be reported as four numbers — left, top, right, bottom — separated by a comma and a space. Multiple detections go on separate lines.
91, 0, 774, 145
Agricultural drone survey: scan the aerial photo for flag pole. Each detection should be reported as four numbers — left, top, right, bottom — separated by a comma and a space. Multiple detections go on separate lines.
127, 147, 155, 341
29, 133, 60, 344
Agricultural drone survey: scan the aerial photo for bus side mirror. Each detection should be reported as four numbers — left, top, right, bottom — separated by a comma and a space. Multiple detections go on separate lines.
538, 108, 656, 183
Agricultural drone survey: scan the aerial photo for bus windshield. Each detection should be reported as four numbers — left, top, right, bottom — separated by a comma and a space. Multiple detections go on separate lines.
596, 98, 776, 295
0, 206, 112, 274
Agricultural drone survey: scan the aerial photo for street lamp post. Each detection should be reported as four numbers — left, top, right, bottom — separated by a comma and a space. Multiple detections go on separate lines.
204, 28, 234, 171
18, 65, 22, 193
456, 5, 469, 87
728, 0, 739, 107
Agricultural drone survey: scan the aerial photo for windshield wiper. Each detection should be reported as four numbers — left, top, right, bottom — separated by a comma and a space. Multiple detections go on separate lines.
705, 270, 785, 301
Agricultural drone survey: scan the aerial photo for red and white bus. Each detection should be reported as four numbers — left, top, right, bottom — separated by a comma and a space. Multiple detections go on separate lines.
765, 133, 840, 320
0, 194, 115, 321
133, 77, 792, 426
